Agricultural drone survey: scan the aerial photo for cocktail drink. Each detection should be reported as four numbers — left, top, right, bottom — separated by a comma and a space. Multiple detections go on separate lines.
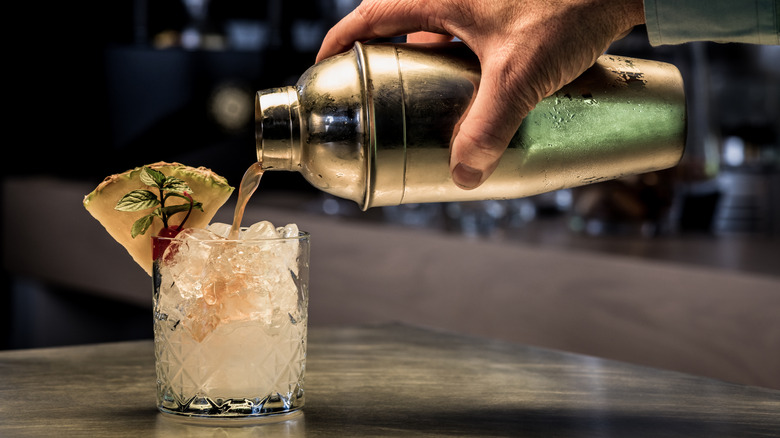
153, 222, 309, 421
83, 161, 309, 424
146, 162, 308, 422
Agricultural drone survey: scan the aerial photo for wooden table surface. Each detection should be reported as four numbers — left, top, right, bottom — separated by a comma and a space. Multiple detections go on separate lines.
1, 324, 778, 437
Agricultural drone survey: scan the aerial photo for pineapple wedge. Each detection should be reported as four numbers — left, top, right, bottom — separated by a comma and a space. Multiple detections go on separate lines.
83, 162, 234, 276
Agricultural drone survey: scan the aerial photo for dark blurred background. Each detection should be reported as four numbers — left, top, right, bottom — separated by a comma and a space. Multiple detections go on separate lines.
8, 0, 355, 187
2, 0, 779, 351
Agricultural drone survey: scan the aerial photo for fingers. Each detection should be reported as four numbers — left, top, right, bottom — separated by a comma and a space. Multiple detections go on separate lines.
316, 8, 382, 62
317, 0, 459, 62
317, 1, 432, 62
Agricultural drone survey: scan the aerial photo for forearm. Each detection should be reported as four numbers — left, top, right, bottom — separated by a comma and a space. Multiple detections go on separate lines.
644, 0, 780, 45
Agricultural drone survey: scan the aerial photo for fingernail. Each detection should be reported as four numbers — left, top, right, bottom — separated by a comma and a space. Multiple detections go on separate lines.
452, 162, 483, 189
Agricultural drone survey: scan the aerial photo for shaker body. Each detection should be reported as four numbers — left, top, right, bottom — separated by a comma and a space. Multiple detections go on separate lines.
256, 42, 686, 210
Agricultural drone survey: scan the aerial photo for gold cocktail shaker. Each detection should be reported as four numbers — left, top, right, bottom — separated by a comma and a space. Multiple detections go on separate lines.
256, 42, 686, 210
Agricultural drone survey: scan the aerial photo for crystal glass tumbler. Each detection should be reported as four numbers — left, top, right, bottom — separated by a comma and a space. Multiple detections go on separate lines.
152, 229, 309, 423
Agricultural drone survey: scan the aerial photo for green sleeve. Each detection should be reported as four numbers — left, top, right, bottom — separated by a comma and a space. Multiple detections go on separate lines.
644, 0, 780, 45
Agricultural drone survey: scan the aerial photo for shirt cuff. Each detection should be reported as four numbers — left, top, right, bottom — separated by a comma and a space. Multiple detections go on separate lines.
644, 0, 780, 46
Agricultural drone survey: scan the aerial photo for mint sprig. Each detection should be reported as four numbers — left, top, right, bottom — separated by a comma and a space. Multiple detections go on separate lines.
115, 167, 203, 238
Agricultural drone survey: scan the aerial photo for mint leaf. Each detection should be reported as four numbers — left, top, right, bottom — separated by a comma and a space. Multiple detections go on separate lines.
119, 166, 206, 234
131, 214, 155, 238
162, 177, 191, 195
140, 167, 167, 188
116, 190, 161, 211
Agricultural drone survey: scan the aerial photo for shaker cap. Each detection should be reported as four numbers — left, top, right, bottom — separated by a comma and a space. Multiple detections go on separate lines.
256, 87, 300, 171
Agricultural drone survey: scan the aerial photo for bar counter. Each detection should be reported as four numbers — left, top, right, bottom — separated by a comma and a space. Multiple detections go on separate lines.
1, 323, 778, 437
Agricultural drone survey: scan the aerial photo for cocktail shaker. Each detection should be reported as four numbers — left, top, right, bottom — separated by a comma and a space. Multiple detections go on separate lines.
256, 42, 686, 210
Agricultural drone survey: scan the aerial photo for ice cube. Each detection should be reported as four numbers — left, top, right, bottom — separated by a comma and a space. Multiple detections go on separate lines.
164, 227, 226, 300
177, 227, 223, 241
243, 220, 279, 240
207, 222, 232, 238
277, 223, 299, 238
156, 263, 184, 318
182, 296, 220, 342
270, 272, 301, 318
220, 285, 274, 325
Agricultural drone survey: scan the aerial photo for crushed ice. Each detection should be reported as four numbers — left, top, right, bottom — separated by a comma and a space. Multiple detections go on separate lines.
156, 221, 303, 341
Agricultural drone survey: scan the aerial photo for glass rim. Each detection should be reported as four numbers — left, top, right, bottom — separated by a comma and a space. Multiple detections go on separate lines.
151, 229, 310, 243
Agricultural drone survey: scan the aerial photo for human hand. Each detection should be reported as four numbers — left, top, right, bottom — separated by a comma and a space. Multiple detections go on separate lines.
317, 0, 645, 189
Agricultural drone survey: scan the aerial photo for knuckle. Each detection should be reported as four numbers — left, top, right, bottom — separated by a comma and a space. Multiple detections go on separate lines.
353, 1, 377, 26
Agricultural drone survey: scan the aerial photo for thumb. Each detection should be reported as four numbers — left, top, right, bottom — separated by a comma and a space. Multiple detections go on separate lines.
449, 63, 532, 190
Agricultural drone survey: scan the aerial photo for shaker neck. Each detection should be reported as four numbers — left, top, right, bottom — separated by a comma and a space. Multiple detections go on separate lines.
255, 86, 301, 171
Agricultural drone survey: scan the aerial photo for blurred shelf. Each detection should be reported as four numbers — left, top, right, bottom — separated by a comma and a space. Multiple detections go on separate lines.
249, 190, 780, 280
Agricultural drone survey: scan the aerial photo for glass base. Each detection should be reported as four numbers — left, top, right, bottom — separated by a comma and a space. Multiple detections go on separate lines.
158, 406, 303, 426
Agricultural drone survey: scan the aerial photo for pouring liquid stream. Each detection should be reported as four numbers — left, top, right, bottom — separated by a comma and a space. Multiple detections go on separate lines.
194, 162, 264, 315
228, 162, 264, 240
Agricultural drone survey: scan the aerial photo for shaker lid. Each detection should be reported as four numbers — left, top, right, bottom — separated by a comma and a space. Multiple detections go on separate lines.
256, 87, 300, 171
